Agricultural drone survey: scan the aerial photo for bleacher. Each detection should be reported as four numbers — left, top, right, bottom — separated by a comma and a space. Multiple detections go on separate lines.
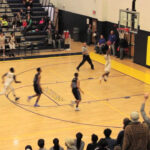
0, 0, 56, 57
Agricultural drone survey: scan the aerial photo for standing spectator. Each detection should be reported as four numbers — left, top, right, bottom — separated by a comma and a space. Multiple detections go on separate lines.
75, 132, 85, 150
86, 134, 98, 150
93, 30, 99, 45
87, 24, 92, 45
116, 118, 131, 148
38, 139, 47, 150
25, 145, 32, 150
122, 111, 150, 150
50, 138, 64, 150
8, 32, 16, 57
103, 128, 116, 150
140, 93, 150, 128
0, 32, 5, 57
108, 30, 116, 56
65, 138, 77, 150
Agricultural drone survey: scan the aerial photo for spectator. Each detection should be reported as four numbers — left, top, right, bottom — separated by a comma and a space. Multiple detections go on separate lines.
122, 111, 150, 150
25, 145, 32, 150
26, 6, 32, 15
108, 30, 116, 56
95, 35, 106, 54
38, 139, 47, 150
20, 8, 25, 17
103, 128, 116, 150
96, 138, 110, 150
50, 138, 64, 150
65, 138, 77, 150
75, 132, 85, 150
8, 32, 16, 57
87, 24, 92, 45
141, 93, 150, 128
16, 12, 22, 27
86, 134, 98, 150
0, 32, 5, 57
93, 30, 99, 45
116, 118, 131, 147
23, 14, 32, 34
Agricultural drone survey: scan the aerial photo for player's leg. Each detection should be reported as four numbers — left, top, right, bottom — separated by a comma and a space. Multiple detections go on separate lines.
86, 55, 94, 69
9, 85, 20, 100
0, 84, 8, 95
34, 94, 41, 107
33, 86, 42, 107
76, 55, 86, 71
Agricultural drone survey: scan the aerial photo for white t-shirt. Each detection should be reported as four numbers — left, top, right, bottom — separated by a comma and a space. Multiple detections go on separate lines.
4, 72, 14, 86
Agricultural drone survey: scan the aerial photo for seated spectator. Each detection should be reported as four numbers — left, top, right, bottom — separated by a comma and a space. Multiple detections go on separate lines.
50, 138, 64, 150
65, 138, 77, 150
25, 145, 32, 150
2, 18, 8, 27
140, 93, 150, 128
38, 139, 47, 150
95, 138, 109, 150
26, 6, 32, 16
122, 111, 150, 150
86, 134, 98, 150
23, 15, 32, 34
8, 32, 16, 57
103, 128, 116, 150
25, 0, 33, 8
16, 12, 22, 27
0, 32, 5, 57
75, 132, 85, 150
20, 8, 25, 17
116, 118, 131, 147
95, 35, 106, 54
37, 17, 45, 31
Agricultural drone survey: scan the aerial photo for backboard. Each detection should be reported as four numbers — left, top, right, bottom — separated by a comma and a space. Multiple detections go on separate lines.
119, 9, 140, 34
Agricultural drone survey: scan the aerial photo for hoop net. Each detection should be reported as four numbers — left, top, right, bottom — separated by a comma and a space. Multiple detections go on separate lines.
117, 28, 130, 39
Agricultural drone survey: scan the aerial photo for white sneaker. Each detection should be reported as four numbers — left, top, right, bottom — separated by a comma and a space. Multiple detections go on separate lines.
75, 107, 80, 111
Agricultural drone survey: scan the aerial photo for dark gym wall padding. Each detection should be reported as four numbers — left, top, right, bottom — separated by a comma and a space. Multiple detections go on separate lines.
134, 30, 150, 66
58, 10, 92, 42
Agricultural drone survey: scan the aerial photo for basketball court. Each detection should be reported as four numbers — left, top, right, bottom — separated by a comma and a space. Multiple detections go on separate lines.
1, 45, 150, 149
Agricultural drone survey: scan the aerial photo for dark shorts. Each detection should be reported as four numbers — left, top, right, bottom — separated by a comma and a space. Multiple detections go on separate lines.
34, 84, 42, 95
72, 88, 81, 100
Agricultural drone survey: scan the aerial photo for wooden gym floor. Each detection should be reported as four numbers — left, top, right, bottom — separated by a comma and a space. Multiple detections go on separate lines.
0, 42, 150, 150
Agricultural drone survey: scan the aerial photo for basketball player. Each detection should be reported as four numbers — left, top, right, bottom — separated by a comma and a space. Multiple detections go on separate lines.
27, 67, 42, 107
71, 72, 84, 111
76, 42, 94, 71
100, 41, 111, 83
0, 67, 21, 100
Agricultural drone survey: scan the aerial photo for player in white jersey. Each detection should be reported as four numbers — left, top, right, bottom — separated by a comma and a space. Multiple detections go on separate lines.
0, 67, 21, 100
100, 41, 111, 83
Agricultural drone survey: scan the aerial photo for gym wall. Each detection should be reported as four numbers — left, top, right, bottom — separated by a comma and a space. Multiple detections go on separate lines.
52, 0, 150, 67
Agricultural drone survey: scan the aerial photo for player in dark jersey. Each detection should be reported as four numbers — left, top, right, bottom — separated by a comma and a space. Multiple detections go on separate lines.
71, 73, 84, 111
27, 67, 42, 107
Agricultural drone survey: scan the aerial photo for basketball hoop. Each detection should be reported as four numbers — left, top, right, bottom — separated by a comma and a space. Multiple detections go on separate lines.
117, 28, 130, 39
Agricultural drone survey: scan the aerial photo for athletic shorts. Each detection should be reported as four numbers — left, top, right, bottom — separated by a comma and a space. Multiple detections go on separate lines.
72, 88, 81, 100
34, 84, 42, 95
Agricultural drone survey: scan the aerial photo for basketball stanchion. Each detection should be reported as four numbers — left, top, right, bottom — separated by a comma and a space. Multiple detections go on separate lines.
43, 87, 64, 102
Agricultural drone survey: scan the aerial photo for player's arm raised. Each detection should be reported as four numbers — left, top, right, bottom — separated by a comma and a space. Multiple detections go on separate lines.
14, 75, 21, 83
